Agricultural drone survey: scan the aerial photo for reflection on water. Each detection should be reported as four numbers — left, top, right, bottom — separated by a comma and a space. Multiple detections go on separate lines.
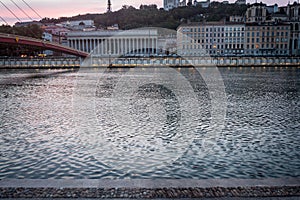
0, 67, 299, 179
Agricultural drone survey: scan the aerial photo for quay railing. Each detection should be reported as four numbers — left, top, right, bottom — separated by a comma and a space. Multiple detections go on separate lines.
0, 56, 299, 68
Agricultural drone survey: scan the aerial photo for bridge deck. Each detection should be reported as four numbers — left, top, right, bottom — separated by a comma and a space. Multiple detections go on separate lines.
0, 33, 88, 58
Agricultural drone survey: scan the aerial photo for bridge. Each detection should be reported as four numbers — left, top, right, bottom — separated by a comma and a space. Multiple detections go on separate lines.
0, 33, 89, 58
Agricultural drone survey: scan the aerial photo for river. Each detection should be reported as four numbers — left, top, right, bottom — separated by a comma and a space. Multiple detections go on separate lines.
0, 66, 299, 179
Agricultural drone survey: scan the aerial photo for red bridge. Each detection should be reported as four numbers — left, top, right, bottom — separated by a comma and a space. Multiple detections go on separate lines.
0, 33, 89, 58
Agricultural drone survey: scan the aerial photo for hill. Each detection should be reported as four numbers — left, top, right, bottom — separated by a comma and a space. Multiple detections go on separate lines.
41, 2, 247, 30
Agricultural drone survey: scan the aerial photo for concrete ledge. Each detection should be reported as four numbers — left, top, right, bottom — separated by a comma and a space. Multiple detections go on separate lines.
0, 178, 299, 198
0, 178, 299, 188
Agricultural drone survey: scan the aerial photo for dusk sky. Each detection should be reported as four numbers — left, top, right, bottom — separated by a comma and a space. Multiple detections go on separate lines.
0, 0, 291, 25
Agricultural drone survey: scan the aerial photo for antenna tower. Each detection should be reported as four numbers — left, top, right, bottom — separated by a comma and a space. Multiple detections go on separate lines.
107, 0, 112, 13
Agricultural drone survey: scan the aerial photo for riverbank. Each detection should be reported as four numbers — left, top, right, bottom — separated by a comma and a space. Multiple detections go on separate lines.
1, 56, 300, 68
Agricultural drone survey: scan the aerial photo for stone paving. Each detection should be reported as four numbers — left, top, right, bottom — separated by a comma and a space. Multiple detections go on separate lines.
0, 178, 299, 198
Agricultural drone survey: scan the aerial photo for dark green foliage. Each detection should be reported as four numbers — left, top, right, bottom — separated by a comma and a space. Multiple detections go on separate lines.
0, 24, 43, 39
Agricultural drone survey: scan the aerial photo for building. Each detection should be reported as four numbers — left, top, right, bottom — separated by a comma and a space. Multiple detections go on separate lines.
177, 21, 245, 56
43, 25, 70, 45
224, 23, 245, 56
14, 21, 43, 27
178, 0, 186, 7
235, 0, 246, 5
42, 32, 53, 55
67, 29, 158, 56
59, 20, 95, 30
286, 2, 300, 21
42, 32, 52, 42
177, 22, 226, 56
290, 20, 300, 55
245, 22, 290, 56
246, 3, 267, 23
164, 0, 179, 11
266, 4, 279, 14
194, 0, 210, 8
177, 20, 291, 57
286, 2, 300, 55
229, 15, 245, 22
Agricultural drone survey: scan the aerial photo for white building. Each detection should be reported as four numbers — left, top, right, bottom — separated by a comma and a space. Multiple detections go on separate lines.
194, 0, 210, 8
42, 32, 53, 55
164, 0, 179, 11
42, 32, 52, 42
61, 20, 94, 27
67, 29, 159, 56
59, 20, 95, 30
235, 0, 246, 5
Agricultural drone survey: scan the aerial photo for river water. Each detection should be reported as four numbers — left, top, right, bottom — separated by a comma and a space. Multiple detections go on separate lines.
0, 66, 299, 179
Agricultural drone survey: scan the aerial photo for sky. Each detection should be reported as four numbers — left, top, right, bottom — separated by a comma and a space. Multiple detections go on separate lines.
0, 0, 291, 25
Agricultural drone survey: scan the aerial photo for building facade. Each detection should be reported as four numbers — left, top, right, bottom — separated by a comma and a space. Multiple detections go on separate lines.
245, 23, 290, 56
67, 29, 158, 56
164, 0, 179, 11
246, 3, 267, 23
224, 23, 245, 55
287, 3, 300, 55
177, 21, 291, 57
177, 22, 245, 56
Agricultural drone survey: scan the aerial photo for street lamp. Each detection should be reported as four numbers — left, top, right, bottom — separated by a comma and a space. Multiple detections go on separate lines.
108, 50, 112, 67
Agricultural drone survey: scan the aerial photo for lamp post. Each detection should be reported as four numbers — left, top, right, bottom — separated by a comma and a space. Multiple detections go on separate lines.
108, 50, 112, 67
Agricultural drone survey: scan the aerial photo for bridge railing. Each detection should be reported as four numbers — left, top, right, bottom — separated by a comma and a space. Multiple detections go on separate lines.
0, 33, 88, 57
